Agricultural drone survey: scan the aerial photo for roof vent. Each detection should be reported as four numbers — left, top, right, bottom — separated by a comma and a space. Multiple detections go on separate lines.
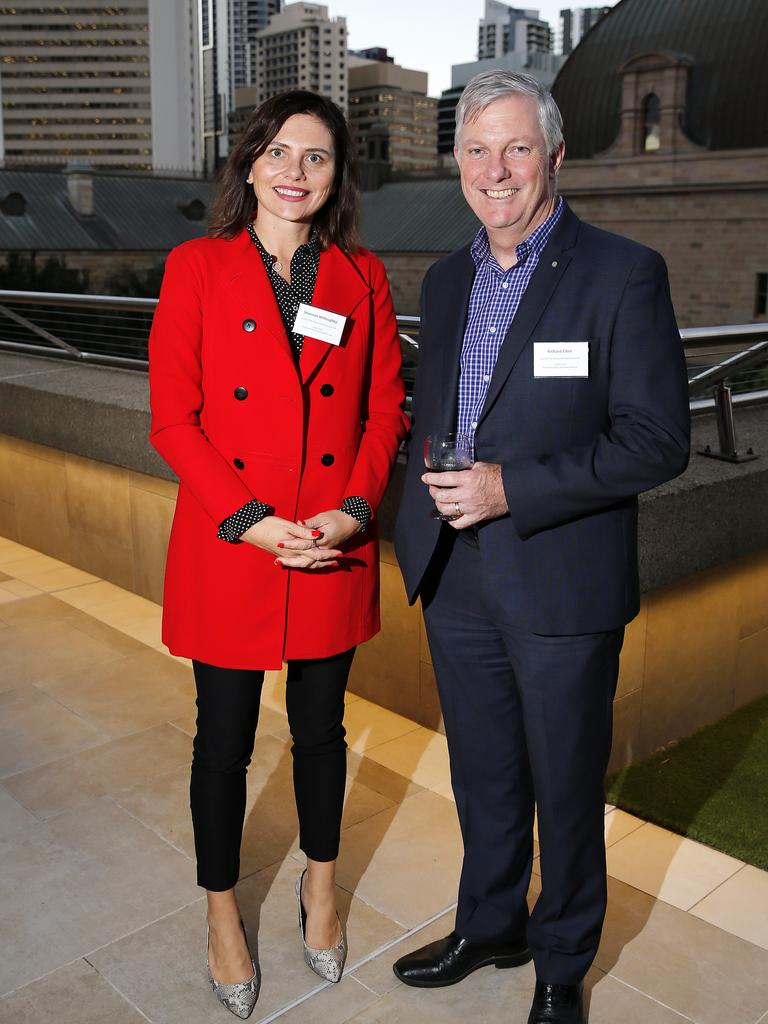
65, 161, 94, 217
0, 192, 26, 216
179, 198, 207, 221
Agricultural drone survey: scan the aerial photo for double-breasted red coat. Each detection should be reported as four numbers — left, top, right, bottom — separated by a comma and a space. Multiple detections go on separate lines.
148, 229, 408, 669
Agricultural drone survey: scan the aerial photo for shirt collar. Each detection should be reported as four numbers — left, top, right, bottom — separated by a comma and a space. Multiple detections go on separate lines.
470, 196, 563, 272
246, 223, 321, 273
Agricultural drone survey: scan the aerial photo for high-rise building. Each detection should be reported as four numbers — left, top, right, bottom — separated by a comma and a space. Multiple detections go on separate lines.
228, 0, 283, 96
478, 3, 552, 60
253, 3, 347, 110
558, 7, 611, 55
0, 0, 290, 176
348, 58, 437, 176
0, 0, 201, 173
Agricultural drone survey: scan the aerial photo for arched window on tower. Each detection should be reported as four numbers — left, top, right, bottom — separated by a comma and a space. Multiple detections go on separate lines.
642, 93, 661, 151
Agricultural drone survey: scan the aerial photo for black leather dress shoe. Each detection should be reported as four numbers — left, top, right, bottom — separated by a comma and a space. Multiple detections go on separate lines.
392, 931, 532, 988
527, 981, 585, 1023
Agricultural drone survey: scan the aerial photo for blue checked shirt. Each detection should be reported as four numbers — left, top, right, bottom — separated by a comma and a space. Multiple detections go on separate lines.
457, 198, 564, 446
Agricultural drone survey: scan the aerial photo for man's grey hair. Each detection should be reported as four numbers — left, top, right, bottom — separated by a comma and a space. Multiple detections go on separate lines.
454, 70, 564, 156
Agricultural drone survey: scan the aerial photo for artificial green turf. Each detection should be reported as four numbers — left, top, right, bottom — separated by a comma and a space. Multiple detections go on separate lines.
605, 694, 768, 870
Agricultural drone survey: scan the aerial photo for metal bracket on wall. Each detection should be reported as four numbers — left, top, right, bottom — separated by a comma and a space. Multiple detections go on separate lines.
698, 381, 758, 463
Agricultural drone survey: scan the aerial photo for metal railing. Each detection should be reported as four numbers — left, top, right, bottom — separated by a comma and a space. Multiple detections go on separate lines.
1, 290, 766, 460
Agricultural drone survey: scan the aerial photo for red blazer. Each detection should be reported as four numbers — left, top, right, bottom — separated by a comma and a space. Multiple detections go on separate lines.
149, 229, 408, 669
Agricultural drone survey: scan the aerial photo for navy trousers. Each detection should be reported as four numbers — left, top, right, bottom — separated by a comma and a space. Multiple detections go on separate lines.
422, 529, 623, 985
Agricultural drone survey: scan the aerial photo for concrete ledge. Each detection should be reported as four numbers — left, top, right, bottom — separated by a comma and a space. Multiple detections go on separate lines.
0, 352, 169, 479
2, 350, 765, 593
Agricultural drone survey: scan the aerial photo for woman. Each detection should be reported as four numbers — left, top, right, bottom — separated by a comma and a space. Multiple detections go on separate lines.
149, 90, 407, 1019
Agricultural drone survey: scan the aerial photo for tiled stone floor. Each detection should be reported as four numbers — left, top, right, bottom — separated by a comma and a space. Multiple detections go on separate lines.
1, 533, 767, 1024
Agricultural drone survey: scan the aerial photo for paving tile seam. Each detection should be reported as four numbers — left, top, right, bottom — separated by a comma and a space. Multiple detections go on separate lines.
0, 782, 48, 824
0, 743, 110, 785
79, 893, 206, 968
109, 790, 196, 864
23, 679, 120, 736
351, 974, 381, 997
359, 723, 428, 752
252, 901, 457, 1023
82, 955, 155, 1023
604, 813, 646, 847
605, 973, 700, 1023
686, 863, 747, 913
675, 856, 747, 912
0, 950, 91, 999
103, 793, 195, 863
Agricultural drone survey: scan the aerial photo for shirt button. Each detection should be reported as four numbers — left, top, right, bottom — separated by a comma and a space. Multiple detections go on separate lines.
320, 383, 334, 397
242, 319, 256, 333
502, 281, 509, 289
489, 326, 496, 334
233, 386, 248, 400
233, 457, 245, 470
483, 375, 490, 383
471, 421, 478, 429
321, 453, 335, 466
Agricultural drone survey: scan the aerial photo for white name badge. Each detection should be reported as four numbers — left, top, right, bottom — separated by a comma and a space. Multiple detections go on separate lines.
293, 303, 347, 346
533, 342, 589, 378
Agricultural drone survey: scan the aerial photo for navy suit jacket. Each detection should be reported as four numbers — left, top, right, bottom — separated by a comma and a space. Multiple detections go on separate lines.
395, 201, 691, 635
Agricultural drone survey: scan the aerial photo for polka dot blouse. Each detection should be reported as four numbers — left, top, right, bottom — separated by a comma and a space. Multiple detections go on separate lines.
247, 222, 318, 360
216, 227, 372, 544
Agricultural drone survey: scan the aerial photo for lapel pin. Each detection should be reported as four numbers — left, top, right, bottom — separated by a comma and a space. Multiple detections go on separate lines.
551, 260, 559, 268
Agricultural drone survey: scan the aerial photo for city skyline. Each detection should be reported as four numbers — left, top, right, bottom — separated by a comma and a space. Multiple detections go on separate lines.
328, 0, 619, 95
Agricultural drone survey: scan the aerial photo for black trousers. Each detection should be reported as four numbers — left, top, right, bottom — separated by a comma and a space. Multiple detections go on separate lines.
190, 648, 355, 891
422, 530, 623, 985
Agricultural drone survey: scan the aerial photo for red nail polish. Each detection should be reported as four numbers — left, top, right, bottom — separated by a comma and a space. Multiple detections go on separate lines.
311, 529, 322, 537
277, 542, 285, 548
274, 558, 281, 566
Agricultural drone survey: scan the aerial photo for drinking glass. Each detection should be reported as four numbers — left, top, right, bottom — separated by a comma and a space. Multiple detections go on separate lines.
423, 432, 474, 521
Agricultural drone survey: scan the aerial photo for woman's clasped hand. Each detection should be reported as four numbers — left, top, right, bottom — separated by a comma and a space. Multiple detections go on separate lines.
241, 510, 361, 568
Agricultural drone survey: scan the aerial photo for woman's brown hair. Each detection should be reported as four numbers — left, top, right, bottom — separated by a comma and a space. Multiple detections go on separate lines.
208, 90, 359, 251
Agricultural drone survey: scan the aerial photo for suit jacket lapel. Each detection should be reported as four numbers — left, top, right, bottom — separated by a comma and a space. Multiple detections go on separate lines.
434, 247, 476, 435
477, 202, 580, 427
299, 245, 372, 384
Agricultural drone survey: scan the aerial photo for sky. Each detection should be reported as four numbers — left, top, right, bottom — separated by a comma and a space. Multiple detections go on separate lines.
327, 0, 619, 96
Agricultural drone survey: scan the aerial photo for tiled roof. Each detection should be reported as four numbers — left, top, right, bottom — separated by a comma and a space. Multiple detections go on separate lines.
0, 169, 477, 255
0, 170, 212, 251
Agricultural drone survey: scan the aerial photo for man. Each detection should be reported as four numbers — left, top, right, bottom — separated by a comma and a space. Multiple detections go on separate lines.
393, 70, 690, 1023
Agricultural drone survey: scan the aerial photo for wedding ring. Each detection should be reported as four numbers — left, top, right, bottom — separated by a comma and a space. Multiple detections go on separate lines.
454, 502, 462, 516
311, 537, 319, 548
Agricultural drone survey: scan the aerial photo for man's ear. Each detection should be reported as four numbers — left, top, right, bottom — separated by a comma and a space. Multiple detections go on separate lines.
550, 141, 565, 178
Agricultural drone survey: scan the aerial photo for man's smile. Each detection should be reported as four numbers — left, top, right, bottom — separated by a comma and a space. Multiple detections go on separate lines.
481, 187, 519, 199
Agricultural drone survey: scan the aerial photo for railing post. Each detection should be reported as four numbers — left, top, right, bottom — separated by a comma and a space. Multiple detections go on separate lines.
698, 381, 758, 463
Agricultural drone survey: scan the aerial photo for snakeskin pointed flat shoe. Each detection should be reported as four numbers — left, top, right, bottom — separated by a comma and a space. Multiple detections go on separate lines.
296, 870, 346, 984
207, 922, 259, 1019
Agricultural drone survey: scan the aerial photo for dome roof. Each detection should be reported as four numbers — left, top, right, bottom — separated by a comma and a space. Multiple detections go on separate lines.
552, 0, 768, 157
